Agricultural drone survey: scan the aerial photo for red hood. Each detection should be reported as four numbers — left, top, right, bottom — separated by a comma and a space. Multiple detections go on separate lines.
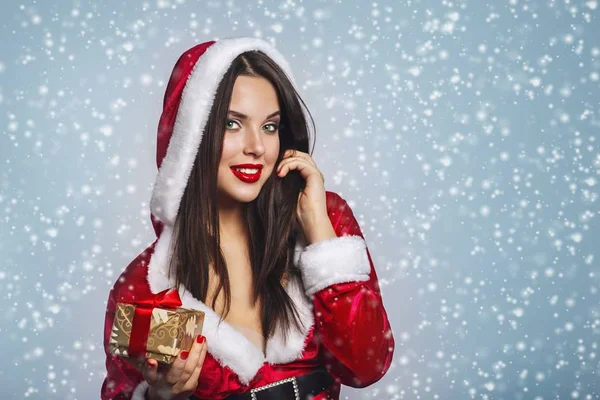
148, 37, 300, 239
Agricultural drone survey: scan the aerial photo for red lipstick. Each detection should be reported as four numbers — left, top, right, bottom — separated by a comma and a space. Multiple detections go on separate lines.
230, 164, 263, 183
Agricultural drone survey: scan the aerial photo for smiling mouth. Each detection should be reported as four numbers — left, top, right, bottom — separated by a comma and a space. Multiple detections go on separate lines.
230, 167, 262, 183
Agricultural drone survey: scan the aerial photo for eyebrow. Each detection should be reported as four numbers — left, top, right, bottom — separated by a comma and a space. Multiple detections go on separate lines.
228, 110, 280, 121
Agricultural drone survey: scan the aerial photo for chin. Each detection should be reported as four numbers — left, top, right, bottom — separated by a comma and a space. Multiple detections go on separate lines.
231, 192, 260, 204
218, 171, 273, 205
219, 184, 264, 205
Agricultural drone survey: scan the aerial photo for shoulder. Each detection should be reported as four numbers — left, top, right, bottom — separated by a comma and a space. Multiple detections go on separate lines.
325, 191, 362, 236
108, 242, 156, 303
325, 190, 351, 213
325, 190, 357, 219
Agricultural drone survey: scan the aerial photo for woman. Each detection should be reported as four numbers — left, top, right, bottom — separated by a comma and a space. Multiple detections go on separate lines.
101, 37, 394, 400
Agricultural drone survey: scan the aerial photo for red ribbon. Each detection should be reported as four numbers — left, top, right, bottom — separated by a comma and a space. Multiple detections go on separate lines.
127, 288, 182, 358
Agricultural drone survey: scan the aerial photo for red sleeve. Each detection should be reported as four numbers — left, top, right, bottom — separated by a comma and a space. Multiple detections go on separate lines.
298, 191, 395, 387
101, 286, 148, 400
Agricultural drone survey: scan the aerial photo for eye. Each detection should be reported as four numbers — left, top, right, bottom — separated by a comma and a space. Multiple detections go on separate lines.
264, 123, 279, 133
226, 120, 240, 130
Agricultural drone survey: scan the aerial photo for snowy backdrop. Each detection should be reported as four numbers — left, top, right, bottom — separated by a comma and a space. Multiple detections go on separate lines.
1, 0, 599, 399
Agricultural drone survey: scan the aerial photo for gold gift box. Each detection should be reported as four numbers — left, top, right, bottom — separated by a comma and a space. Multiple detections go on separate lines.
109, 302, 205, 364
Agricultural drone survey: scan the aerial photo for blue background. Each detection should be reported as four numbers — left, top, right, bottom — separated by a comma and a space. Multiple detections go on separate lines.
1, 0, 599, 399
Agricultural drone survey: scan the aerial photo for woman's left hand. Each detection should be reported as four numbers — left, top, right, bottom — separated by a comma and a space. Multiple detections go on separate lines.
276, 149, 337, 245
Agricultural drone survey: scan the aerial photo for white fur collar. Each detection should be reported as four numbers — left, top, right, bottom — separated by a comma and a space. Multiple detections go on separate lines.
146, 224, 314, 385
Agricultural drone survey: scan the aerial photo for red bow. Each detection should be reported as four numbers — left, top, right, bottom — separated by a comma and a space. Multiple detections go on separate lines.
127, 288, 182, 358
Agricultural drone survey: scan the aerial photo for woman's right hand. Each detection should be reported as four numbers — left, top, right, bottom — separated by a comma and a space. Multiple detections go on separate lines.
141, 335, 208, 400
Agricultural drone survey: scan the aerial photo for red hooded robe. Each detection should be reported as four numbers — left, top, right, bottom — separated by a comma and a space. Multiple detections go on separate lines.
101, 37, 394, 400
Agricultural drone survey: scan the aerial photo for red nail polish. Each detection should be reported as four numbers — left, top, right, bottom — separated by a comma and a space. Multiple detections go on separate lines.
180, 351, 189, 360
197, 335, 205, 344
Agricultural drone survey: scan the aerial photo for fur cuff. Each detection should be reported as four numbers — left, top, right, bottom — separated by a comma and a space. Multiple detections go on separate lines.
131, 381, 149, 400
298, 235, 371, 296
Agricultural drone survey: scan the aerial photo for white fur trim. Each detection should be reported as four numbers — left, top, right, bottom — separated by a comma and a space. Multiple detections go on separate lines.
176, 287, 265, 385
265, 271, 314, 365
146, 224, 176, 293
150, 37, 301, 226
131, 381, 149, 400
298, 235, 371, 296
146, 225, 314, 385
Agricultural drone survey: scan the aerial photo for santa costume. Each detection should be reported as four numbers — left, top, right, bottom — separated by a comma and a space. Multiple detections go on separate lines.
101, 37, 395, 400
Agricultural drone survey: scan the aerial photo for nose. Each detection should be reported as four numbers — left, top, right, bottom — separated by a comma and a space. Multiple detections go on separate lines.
242, 126, 266, 157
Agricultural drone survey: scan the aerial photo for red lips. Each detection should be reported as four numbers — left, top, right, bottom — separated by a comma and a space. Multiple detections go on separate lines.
230, 164, 263, 183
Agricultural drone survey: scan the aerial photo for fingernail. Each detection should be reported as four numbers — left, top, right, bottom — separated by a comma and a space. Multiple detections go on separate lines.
180, 351, 189, 360
197, 335, 205, 344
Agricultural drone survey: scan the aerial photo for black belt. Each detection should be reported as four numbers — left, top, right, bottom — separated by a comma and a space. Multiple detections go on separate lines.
204, 368, 333, 400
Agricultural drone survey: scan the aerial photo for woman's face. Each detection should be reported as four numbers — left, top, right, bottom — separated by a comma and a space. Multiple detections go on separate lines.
217, 75, 281, 207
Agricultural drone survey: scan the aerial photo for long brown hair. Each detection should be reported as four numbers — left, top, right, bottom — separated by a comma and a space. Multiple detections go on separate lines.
169, 50, 316, 351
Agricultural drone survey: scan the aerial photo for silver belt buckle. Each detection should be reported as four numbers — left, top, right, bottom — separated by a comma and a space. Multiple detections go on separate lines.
250, 376, 299, 400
